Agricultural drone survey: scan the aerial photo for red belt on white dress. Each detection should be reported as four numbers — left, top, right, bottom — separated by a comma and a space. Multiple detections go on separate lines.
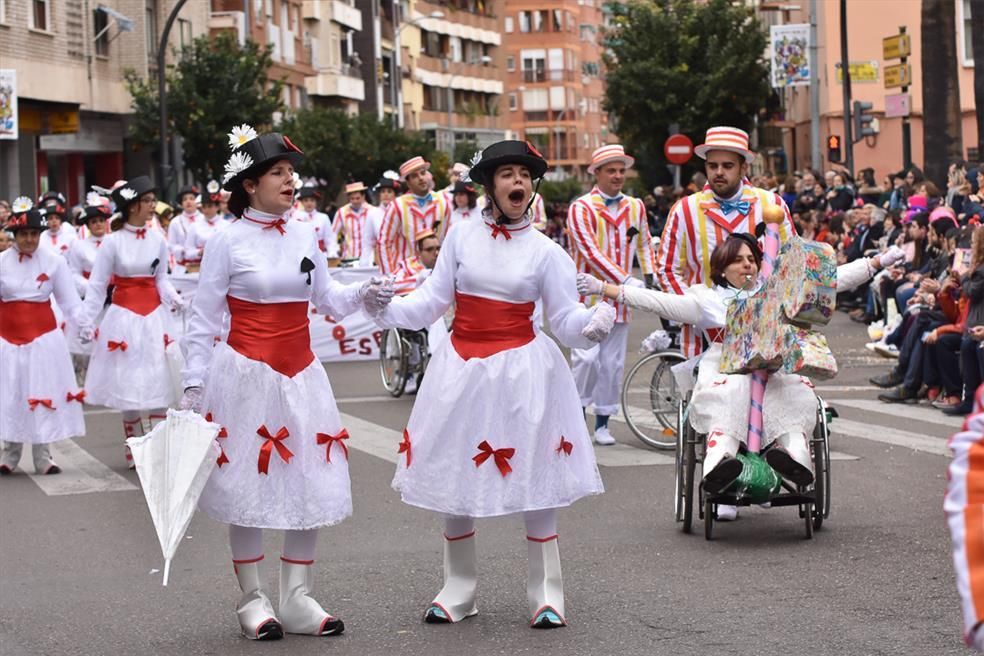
111, 276, 161, 315
0, 299, 58, 345
226, 295, 314, 377
450, 291, 535, 360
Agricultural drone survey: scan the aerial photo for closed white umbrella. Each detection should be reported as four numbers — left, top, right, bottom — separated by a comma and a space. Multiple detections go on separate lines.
126, 409, 220, 585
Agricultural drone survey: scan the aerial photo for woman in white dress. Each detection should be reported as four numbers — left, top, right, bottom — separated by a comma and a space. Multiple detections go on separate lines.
64, 199, 112, 360
0, 200, 85, 475
577, 235, 905, 493
78, 176, 185, 468
182, 180, 229, 269
445, 180, 478, 234
373, 140, 616, 628
178, 125, 392, 641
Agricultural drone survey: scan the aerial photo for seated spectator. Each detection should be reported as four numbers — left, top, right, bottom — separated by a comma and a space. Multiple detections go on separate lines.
826, 173, 856, 212
858, 168, 884, 206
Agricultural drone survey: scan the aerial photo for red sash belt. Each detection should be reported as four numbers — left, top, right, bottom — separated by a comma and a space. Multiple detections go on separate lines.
0, 300, 57, 345
111, 276, 161, 315
450, 292, 535, 360
226, 295, 314, 377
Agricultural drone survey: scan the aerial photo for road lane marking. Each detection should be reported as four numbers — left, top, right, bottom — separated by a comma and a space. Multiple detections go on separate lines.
25, 439, 137, 496
827, 398, 963, 428
831, 418, 950, 457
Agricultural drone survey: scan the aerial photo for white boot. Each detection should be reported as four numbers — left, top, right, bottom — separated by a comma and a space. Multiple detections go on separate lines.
32, 443, 60, 475
233, 559, 283, 640
765, 432, 814, 486
527, 536, 566, 628
122, 418, 142, 470
593, 425, 616, 446
0, 442, 23, 475
279, 559, 345, 636
425, 532, 478, 623
702, 431, 742, 494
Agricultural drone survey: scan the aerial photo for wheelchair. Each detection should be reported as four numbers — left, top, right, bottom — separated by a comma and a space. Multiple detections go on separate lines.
621, 350, 687, 450
674, 390, 834, 540
379, 327, 430, 398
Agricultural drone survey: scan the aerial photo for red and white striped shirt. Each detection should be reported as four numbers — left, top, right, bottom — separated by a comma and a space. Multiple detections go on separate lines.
332, 202, 373, 261
379, 192, 450, 275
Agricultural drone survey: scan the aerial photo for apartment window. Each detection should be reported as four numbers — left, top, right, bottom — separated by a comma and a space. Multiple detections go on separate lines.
94, 9, 109, 56
145, 0, 159, 55
178, 18, 193, 49
265, 0, 273, 19
508, 93, 517, 111
552, 10, 562, 32
961, 0, 974, 65
518, 11, 530, 33
449, 36, 462, 63
506, 56, 515, 72
532, 10, 544, 32
0, 0, 7, 23
504, 16, 513, 33
521, 49, 545, 83
31, 0, 50, 31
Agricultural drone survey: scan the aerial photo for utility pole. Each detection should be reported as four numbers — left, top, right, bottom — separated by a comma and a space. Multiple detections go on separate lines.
839, 0, 854, 176
899, 25, 911, 169
809, 0, 820, 172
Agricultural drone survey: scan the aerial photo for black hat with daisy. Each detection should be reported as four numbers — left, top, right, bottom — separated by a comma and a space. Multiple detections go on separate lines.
221, 124, 304, 192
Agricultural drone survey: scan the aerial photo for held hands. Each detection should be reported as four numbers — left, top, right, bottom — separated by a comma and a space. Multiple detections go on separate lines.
79, 325, 96, 344
178, 386, 204, 414
876, 245, 906, 269
360, 276, 395, 315
576, 273, 605, 296
582, 302, 616, 342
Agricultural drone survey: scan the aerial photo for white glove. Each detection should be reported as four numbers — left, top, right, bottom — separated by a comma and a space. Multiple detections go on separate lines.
178, 386, 204, 414
877, 245, 906, 269
623, 276, 645, 289
581, 302, 616, 342
360, 276, 395, 315
79, 325, 96, 344
576, 273, 605, 296
168, 295, 186, 312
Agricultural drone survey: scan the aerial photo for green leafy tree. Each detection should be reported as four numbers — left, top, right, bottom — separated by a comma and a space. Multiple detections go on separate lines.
125, 33, 285, 196
603, 0, 770, 188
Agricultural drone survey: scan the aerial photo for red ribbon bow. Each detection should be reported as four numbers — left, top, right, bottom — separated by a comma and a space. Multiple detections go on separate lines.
107, 340, 128, 352
36, 273, 49, 288
317, 429, 350, 463
556, 436, 573, 456
66, 390, 86, 403
473, 440, 515, 477
18, 252, 31, 262
28, 398, 55, 411
489, 223, 512, 241
264, 219, 287, 235
134, 228, 146, 239
256, 424, 292, 475
204, 413, 228, 438
204, 412, 230, 467
398, 429, 412, 467
163, 333, 173, 348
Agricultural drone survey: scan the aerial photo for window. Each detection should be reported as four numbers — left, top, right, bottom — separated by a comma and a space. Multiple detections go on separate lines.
178, 18, 193, 49
506, 56, 515, 72
508, 93, 517, 111
0, 0, 6, 24
518, 11, 530, 33
521, 49, 545, 83
504, 16, 513, 33
449, 36, 462, 63
961, 0, 974, 66
532, 10, 543, 32
145, 0, 159, 56
552, 10, 562, 32
94, 9, 109, 56
31, 0, 50, 31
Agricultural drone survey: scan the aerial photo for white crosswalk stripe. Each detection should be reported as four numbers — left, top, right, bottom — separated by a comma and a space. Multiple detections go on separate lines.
829, 417, 950, 457
829, 398, 963, 429
23, 439, 137, 496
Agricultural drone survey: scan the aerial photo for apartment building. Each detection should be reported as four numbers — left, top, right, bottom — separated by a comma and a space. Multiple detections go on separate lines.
0, 0, 207, 203
353, 0, 400, 121
501, 0, 609, 180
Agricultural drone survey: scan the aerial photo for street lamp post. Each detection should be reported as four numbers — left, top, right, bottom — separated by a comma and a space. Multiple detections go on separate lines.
157, 0, 191, 200
393, 7, 444, 129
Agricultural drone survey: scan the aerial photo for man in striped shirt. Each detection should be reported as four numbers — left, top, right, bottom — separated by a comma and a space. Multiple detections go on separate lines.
568, 145, 656, 445
654, 127, 795, 358
333, 181, 374, 262
379, 156, 451, 275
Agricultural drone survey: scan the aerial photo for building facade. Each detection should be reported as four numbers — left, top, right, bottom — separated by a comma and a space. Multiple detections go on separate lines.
501, 0, 609, 180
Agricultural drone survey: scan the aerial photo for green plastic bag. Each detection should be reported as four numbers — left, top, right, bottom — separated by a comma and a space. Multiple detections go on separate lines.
726, 452, 781, 503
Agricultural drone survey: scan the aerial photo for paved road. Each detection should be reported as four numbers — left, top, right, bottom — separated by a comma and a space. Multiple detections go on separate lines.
0, 311, 963, 656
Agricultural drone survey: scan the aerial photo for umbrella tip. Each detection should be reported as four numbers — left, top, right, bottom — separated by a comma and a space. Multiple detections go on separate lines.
162, 559, 171, 586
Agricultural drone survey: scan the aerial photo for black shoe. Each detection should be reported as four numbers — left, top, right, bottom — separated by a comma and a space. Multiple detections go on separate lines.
878, 386, 918, 404
0, 465, 12, 476
703, 456, 743, 495
318, 616, 344, 636
851, 312, 875, 324
869, 371, 902, 388
943, 402, 974, 416
424, 605, 452, 624
42, 464, 61, 475
764, 448, 815, 486
255, 619, 284, 641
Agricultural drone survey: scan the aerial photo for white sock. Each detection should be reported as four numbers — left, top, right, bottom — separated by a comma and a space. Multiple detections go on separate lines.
443, 515, 475, 540
282, 528, 319, 562
229, 524, 264, 562
524, 509, 558, 540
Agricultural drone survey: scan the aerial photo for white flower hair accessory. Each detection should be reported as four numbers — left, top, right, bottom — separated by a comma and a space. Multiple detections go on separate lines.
293, 172, 302, 189
12, 196, 33, 213
119, 187, 136, 201
223, 151, 255, 184
206, 180, 220, 194
460, 150, 483, 184
382, 170, 400, 181
85, 191, 106, 207
228, 124, 258, 151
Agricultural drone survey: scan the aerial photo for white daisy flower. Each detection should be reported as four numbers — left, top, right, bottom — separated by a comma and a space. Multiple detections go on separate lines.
293, 172, 302, 189
382, 170, 400, 181
223, 151, 254, 184
85, 191, 105, 207
119, 187, 136, 200
228, 124, 258, 151
461, 150, 483, 184
11, 196, 33, 213
206, 180, 220, 194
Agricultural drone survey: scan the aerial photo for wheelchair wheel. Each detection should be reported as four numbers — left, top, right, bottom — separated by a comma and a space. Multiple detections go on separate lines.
678, 401, 698, 534
379, 328, 409, 398
704, 499, 714, 541
803, 500, 814, 539
812, 399, 832, 530
622, 350, 687, 450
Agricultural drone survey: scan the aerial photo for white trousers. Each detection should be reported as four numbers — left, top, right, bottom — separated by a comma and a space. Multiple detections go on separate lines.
571, 323, 629, 417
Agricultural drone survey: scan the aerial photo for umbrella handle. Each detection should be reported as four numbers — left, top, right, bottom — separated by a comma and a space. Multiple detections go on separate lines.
163, 558, 171, 587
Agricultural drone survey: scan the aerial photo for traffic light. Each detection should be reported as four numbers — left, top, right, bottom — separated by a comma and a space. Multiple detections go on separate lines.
853, 100, 875, 142
827, 135, 842, 163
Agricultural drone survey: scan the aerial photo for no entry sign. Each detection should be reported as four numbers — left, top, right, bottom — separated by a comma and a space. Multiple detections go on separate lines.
664, 134, 694, 165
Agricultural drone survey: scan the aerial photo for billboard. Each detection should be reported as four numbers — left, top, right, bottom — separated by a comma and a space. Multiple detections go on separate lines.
770, 24, 810, 88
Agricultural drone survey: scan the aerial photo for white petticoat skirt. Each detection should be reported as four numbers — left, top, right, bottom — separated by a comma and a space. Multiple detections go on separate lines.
0, 329, 85, 444
84, 304, 177, 410
689, 344, 818, 444
392, 332, 605, 518
198, 342, 352, 530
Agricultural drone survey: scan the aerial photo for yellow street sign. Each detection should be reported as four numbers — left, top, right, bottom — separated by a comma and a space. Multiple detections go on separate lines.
883, 34, 911, 60
884, 63, 911, 89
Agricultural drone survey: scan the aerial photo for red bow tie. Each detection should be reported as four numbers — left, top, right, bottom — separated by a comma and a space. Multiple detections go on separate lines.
398, 429, 412, 467
473, 440, 515, 477
556, 436, 573, 456
256, 424, 292, 474
18, 252, 31, 262
66, 390, 86, 404
489, 223, 512, 240
135, 228, 147, 239
107, 340, 128, 352
245, 215, 288, 235
28, 398, 55, 411
317, 429, 350, 463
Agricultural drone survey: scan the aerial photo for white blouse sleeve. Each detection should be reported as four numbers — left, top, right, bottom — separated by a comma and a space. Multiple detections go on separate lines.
167, 219, 185, 262
181, 233, 232, 389
79, 237, 114, 327
50, 256, 83, 324
154, 238, 181, 306
835, 258, 875, 293
310, 236, 363, 318
183, 222, 203, 261
539, 243, 596, 350
65, 241, 88, 296
374, 225, 457, 330
620, 284, 704, 326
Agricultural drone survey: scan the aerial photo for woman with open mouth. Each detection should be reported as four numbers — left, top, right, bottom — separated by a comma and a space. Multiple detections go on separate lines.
373, 140, 616, 629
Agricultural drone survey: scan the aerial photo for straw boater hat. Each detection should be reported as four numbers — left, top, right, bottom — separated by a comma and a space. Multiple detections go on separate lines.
694, 126, 756, 163
6, 198, 48, 232
399, 156, 430, 180
221, 123, 304, 192
467, 140, 548, 188
111, 175, 156, 216
587, 144, 635, 175
345, 181, 368, 195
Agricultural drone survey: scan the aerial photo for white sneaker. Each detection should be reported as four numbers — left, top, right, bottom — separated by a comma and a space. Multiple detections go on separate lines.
874, 343, 899, 359
593, 426, 616, 446
864, 341, 881, 353
715, 504, 739, 521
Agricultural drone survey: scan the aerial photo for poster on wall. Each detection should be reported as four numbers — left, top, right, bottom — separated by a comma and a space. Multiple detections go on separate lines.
0, 69, 17, 140
770, 24, 811, 88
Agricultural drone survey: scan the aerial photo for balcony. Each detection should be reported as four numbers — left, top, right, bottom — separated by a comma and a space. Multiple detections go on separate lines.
522, 69, 575, 84
306, 69, 366, 101
302, 0, 363, 31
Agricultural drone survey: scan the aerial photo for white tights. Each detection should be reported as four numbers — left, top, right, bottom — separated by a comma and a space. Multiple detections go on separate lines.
442, 509, 558, 540
228, 525, 320, 562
